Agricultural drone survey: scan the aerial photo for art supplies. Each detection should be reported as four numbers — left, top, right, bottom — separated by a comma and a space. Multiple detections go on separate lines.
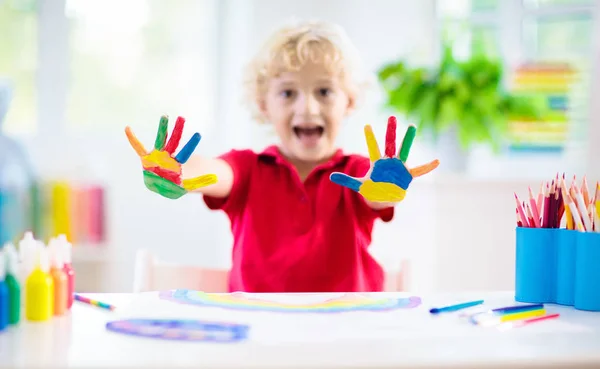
48, 239, 67, 316
515, 174, 599, 232
498, 313, 560, 331
160, 290, 422, 313
58, 235, 75, 309
74, 293, 116, 311
0, 249, 9, 331
429, 299, 484, 314
4, 243, 20, 324
106, 319, 249, 343
25, 243, 54, 321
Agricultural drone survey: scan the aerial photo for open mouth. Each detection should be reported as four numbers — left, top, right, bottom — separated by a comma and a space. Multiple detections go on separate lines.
293, 126, 324, 140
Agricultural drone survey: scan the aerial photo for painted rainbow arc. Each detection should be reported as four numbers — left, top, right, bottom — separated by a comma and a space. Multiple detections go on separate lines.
159, 289, 421, 313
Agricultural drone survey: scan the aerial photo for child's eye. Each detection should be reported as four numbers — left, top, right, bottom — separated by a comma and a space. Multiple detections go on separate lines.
280, 89, 294, 98
318, 88, 332, 97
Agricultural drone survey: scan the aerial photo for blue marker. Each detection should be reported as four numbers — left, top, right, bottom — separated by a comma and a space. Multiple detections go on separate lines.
429, 299, 484, 314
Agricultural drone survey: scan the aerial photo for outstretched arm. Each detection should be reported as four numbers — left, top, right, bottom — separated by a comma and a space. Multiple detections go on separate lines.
182, 155, 234, 198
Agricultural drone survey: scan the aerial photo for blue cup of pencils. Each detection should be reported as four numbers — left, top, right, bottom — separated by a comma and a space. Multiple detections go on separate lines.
515, 227, 558, 304
574, 232, 600, 311
555, 230, 578, 305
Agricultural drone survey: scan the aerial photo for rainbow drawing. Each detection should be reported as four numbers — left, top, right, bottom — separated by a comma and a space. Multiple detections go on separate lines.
159, 289, 421, 313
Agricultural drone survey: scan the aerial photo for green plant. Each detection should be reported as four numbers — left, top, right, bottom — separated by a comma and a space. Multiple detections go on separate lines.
377, 43, 544, 152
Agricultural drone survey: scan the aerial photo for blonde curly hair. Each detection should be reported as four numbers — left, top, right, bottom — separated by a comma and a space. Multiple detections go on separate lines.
244, 19, 371, 123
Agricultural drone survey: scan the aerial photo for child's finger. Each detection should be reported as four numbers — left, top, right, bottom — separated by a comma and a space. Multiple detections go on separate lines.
364, 125, 381, 162
409, 159, 440, 178
154, 115, 169, 151
330, 172, 362, 192
164, 116, 185, 155
125, 126, 148, 157
182, 174, 218, 191
175, 133, 201, 164
385, 116, 397, 157
399, 124, 417, 163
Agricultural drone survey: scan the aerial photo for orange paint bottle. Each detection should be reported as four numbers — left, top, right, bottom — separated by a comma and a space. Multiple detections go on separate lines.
49, 239, 68, 316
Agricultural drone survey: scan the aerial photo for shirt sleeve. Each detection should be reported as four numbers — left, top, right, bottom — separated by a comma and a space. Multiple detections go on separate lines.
202, 149, 256, 216
347, 155, 395, 223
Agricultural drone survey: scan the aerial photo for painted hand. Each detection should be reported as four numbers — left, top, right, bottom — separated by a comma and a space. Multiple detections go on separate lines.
125, 115, 218, 199
330, 116, 439, 203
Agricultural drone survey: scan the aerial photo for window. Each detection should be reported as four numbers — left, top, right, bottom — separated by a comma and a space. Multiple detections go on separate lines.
65, 0, 218, 132
0, 0, 38, 134
436, 0, 597, 176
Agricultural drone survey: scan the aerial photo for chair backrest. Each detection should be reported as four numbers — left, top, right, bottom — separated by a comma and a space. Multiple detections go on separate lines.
133, 249, 410, 293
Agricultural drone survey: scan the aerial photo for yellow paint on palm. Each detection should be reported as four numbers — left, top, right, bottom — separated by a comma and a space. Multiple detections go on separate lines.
359, 180, 406, 202
364, 125, 382, 161
141, 150, 181, 172
182, 174, 219, 191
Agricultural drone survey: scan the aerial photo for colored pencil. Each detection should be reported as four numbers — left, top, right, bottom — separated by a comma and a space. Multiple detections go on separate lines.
499, 313, 560, 330
515, 193, 530, 227
542, 183, 551, 228
74, 294, 116, 311
563, 188, 585, 232
536, 183, 544, 217
528, 187, 541, 228
571, 186, 592, 231
492, 303, 544, 314
430, 299, 484, 314
582, 176, 590, 208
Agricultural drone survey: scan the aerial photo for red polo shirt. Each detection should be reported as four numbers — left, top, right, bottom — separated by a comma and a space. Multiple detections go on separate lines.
203, 145, 394, 293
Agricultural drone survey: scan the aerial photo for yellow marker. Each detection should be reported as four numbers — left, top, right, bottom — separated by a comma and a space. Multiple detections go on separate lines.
25, 245, 54, 321
479, 309, 546, 327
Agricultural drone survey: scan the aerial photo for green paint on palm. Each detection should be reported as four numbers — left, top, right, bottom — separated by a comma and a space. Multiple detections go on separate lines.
154, 115, 169, 150
399, 125, 416, 162
143, 170, 187, 199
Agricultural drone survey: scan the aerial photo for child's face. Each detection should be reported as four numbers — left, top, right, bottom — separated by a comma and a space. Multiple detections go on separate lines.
260, 61, 354, 163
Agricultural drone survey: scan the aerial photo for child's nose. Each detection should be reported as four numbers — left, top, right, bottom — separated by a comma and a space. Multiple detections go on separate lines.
296, 93, 320, 116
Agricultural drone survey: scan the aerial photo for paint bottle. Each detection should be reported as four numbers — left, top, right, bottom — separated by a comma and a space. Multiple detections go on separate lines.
0, 249, 9, 331
25, 244, 54, 321
48, 239, 67, 316
4, 243, 20, 324
58, 235, 75, 309
18, 232, 37, 283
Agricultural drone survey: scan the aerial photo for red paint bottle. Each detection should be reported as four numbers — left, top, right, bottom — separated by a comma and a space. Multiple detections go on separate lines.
58, 235, 75, 309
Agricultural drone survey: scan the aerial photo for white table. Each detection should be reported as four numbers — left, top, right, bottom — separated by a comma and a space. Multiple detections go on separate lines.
1, 291, 600, 368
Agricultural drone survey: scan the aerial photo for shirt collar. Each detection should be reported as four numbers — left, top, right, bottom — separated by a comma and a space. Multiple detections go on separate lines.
258, 145, 347, 171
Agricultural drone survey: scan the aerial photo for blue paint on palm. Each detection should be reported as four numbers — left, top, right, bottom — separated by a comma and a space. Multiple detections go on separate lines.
370, 158, 412, 190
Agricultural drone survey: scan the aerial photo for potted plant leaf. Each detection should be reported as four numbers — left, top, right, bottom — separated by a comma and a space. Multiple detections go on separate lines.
377, 40, 544, 172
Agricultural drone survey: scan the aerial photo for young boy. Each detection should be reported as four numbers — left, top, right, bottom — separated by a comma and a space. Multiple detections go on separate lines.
125, 20, 438, 293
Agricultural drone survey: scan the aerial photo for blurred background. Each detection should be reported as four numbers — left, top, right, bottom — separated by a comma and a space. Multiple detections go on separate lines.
0, 0, 598, 293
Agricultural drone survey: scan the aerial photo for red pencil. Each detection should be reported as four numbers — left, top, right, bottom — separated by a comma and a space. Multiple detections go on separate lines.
515, 193, 530, 227
542, 183, 551, 228
528, 187, 541, 228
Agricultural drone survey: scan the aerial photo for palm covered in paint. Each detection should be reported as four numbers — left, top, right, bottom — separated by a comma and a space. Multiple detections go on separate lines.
330, 116, 439, 202
125, 115, 218, 199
